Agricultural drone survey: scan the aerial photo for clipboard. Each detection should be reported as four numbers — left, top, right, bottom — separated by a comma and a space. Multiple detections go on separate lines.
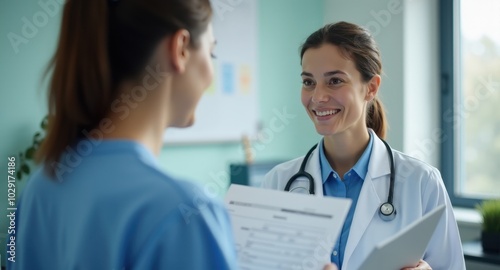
358, 204, 446, 270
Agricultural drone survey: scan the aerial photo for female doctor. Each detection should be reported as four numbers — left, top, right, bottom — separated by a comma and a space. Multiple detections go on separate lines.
261, 22, 465, 270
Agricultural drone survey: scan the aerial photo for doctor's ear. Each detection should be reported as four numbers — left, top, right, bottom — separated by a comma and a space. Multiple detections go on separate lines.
166, 29, 191, 73
365, 74, 381, 101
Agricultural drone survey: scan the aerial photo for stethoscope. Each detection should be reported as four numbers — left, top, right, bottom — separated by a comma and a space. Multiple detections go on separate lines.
284, 139, 397, 221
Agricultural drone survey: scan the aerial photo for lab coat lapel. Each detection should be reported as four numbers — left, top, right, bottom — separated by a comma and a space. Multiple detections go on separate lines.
342, 131, 391, 268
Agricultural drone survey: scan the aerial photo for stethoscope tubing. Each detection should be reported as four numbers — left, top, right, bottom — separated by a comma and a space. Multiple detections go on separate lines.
284, 139, 396, 221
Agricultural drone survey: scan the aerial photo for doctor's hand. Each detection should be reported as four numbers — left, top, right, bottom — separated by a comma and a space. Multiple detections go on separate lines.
401, 259, 432, 270
323, 263, 338, 270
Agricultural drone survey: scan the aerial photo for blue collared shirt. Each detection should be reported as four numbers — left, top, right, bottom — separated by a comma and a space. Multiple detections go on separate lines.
319, 133, 374, 269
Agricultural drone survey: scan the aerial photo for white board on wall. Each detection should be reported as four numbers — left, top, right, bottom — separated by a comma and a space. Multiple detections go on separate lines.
164, 0, 259, 144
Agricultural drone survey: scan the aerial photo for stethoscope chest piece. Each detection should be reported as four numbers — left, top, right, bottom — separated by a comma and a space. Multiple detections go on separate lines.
379, 202, 396, 221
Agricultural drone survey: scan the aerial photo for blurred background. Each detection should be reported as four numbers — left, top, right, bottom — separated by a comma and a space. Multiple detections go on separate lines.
1, 0, 499, 269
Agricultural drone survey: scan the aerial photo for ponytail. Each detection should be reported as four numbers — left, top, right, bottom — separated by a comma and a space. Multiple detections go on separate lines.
367, 97, 387, 139
36, 0, 213, 177
37, 0, 113, 175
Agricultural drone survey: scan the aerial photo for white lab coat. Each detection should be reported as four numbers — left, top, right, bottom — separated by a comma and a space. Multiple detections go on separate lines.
261, 129, 466, 270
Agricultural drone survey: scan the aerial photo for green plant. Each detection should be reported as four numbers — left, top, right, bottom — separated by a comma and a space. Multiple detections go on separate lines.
17, 116, 48, 180
476, 200, 500, 233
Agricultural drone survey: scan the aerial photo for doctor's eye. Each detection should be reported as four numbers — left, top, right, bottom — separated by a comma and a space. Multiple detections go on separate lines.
302, 79, 315, 88
328, 77, 344, 85
210, 53, 217, 59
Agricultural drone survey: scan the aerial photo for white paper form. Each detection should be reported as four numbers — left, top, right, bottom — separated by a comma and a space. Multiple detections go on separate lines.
225, 184, 352, 270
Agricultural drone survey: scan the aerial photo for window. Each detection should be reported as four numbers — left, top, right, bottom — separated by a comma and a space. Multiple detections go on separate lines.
440, 0, 500, 207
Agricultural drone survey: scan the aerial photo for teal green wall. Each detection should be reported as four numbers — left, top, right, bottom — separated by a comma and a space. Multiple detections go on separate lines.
0, 0, 324, 266
1, 0, 59, 267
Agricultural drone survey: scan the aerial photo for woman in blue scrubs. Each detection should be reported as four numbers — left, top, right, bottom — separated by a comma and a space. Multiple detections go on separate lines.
8, 0, 234, 269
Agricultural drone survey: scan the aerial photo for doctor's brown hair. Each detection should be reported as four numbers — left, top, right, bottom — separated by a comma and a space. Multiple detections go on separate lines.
299, 21, 387, 139
36, 0, 212, 176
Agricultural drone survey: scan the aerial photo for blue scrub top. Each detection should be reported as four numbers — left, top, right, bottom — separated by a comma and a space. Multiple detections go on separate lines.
319, 133, 373, 269
7, 140, 238, 270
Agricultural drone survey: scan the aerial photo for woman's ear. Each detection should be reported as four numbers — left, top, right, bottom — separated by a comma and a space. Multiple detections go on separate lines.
167, 29, 191, 73
365, 74, 381, 101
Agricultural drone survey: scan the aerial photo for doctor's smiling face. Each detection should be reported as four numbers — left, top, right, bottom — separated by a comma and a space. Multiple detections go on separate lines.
299, 22, 386, 140
300, 43, 380, 137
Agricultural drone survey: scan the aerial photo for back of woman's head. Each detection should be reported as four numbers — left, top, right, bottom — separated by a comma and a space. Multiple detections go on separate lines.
37, 0, 212, 174
300, 21, 387, 139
